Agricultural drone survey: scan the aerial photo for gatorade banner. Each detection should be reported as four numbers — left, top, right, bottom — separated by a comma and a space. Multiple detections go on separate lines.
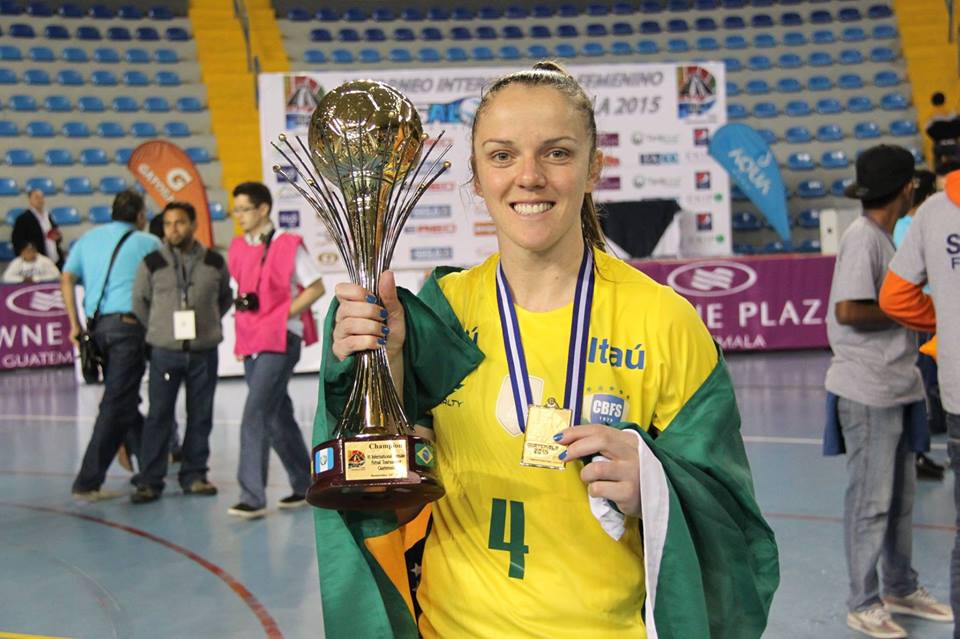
128, 141, 214, 247
708, 123, 791, 243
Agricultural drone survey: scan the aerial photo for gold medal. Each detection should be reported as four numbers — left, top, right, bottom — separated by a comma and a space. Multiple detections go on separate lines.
521, 398, 572, 470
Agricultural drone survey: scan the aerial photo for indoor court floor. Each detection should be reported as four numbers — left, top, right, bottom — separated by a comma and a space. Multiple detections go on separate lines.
0, 350, 955, 639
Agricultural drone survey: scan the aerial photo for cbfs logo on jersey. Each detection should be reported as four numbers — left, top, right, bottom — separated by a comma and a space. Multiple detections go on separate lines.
588, 391, 629, 425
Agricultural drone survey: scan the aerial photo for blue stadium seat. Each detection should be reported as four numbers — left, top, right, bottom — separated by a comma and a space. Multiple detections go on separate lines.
392, 27, 415, 41
107, 26, 131, 41
0, 68, 16, 84
500, 25, 523, 39
315, 7, 339, 20
445, 46, 468, 61
154, 48, 177, 64
338, 28, 360, 42
287, 7, 311, 21
93, 47, 120, 63
552, 43, 574, 57
79, 147, 108, 165
304, 50, 326, 64
111, 95, 138, 112
87, 204, 113, 224
811, 30, 835, 44
696, 36, 719, 50
838, 74, 864, 90
57, 69, 84, 85
118, 6, 144, 19
727, 103, 748, 119
831, 178, 854, 197
752, 102, 778, 118
41, 94, 71, 112
881, 92, 910, 110
796, 180, 826, 198
25, 176, 55, 195
637, 40, 659, 54
27, 2, 53, 17
77, 96, 104, 112
185, 146, 210, 164
165, 27, 190, 42
870, 46, 896, 63
99, 176, 128, 194
816, 123, 844, 141
76, 25, 102, 40
873, 24, 897, 39
155, 71, 179, 87
752, 33, 775, 48
5, 149, 35, 166
114, 147, 132, 164
732, 211, 763, 231
9, 24, 36, 38
723, 15, 745, 29
890, 119, 918, 136
149, 6, 174, 20
476, 26, 497, 39
163, 121, 190, 137
724, 35, 747, 49
10, 94, 37, 111
762, 240, 793, 254
847, 96, 875, 113
24, 69, 51, 85
732, 243, 756, 255
838, 7, 862, 21
421, 27, 443, 40
667, 38, 690, 53
61, 46, 87, 62
310, 28, 332, 42
373, 7, 396, 21
777, 77, 802, 93
389, 49, 412, 63
142, 96, 168, 113
751, 14, 774, 28
59, 3, 84, 17
51, 206, 81, 225
874, 70, 901, 87
44, 148, 73, 165
778, 53, 802, 68
781, 12, 803, 26
842, 26, 867, 41
816, 98, 843, 114
531, 4, 555, 17
125, 48, 151, 64
799, 239, 821, 254
528, 43, 550, 57
27, 121, 56, 137
0, 179, 19, 196
695, 17, 717, 31
810, 10, 833, 24
28, 46, 55, 63
745, 78, 769, 95
785, 126, 812, 143
822, 150, 850, 169
854, 121, 882, 139
91, 70, 118, 86
0, 45, 22, 60
582, 42, 605, 56
869, 4, 894, 19
136, 26, 160, 41
358, 49, 380, 63
344, 7, 366, 21
809, 51, 833, 66
796, 209, 820, 229
612, 22, 633, 36
726, 81, 741, 96
0, 241, 14, 260
839, 49, 865, 65
0, 121, 17, 137
694, 0, 719, 8
451, 7, 472, 19
610, 41, 632, 55
418, 47, 441, 63
130, 121, 157, 137
63, 121, 90, 137
97, 121, 124, 137
724, 57, 743, 72
557, 24, 579, 37
639, 21, 661, 34
785, 100, 811, 117
43, 24, 69, 39
586, 23, 607, 37
450, 26, 471, 40
90, 5, 115, 18
787, 152, 815, 170
364, 28, 386, 41
748, 54, 772, 70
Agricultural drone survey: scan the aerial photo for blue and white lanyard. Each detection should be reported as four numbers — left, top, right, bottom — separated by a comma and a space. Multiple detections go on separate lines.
495, 249, 596, 432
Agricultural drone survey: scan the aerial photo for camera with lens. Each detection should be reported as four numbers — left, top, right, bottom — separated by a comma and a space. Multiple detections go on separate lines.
235, 293, 260, 313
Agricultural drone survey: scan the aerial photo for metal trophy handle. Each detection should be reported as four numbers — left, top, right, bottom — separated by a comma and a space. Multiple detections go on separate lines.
272, 79, 450, 511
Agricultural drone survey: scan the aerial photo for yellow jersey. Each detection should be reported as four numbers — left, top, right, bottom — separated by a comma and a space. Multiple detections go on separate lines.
418, 249, 718, 638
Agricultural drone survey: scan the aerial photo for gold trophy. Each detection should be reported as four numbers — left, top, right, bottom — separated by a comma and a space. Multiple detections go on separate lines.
273, 80, 450, 511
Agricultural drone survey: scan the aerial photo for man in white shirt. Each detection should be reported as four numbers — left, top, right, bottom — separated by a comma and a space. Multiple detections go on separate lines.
12, 189, 63, 268
2, 242, 60, 283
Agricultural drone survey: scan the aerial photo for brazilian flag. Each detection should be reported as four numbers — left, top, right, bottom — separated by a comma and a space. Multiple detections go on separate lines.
313, 268, 779, 639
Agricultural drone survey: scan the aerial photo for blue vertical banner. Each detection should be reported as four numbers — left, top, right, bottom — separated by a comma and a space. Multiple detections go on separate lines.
708, 123, 791, 242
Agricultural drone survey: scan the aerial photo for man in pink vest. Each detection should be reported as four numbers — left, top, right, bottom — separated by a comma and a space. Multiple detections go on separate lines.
227, 181, 325, 519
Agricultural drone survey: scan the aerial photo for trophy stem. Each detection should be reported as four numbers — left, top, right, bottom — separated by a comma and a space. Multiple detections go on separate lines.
334, 347, 408, 439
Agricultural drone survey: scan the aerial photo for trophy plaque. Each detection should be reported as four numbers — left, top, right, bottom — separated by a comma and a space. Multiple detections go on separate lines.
273, 80, 450, 511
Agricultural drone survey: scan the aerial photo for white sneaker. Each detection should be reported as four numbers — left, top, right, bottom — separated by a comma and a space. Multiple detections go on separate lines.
847, 605, 907, 639
72, 489, 123, 503
884, 586, 954, 622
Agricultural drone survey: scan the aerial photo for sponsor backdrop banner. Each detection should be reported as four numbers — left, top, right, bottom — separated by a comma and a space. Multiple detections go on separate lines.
128, 141, 214, 248
258, 62, 729, 275
1, 282, 73, 370
631, 254, 834, 351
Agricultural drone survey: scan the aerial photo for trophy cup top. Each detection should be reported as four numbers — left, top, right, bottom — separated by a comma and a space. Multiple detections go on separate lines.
307, 80, 423, 192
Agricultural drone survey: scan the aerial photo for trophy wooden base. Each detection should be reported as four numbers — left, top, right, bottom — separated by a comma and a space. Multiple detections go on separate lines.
307, 434, 444, 511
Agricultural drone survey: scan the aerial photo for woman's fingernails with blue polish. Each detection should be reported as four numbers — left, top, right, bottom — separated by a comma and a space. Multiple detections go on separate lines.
380, 309, 388, 319
552, 432, 563, 442
382, 326, 390, 335
377, 337, 386, 346
558, 451, 567, 461
366, 294, 377, 303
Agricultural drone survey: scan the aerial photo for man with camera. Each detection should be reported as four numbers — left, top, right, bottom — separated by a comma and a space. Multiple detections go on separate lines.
130, 201, 233, 504
61, 191, 161, 501
226, 182, 325, 519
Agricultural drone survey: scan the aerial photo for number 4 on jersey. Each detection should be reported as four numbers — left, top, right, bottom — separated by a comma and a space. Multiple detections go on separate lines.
488, 498, 528, 579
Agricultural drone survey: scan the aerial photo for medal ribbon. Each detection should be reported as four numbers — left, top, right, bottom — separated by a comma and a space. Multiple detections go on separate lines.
495, 248, 595, 432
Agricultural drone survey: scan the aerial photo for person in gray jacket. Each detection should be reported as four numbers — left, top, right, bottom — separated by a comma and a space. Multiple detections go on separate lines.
130, 201, 233, 503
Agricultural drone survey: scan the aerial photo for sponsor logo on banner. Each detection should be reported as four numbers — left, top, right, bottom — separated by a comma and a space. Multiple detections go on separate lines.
632, 132, 680, 145
474, 221, 497, 236
277, 185, 302, 201
634, 175, 683, 189
411, 204, 452, 219
403, 223, 457, 235
285, 76, 324, 131
597, 132, 620, 147
667, 261, 758, 297
695, 171, 712, 190
5, 285, 66, 318
602, 155, 621, 168
411, 246, 453, 261
428, 181, 456, 193
0, 283, 73, 370
278, 210, 300, 228
684, 150, 710, 162
318, 252, 340, 266
596, 176, 621, 191
639, 153, 679, 165
420, 97, 481, 125
682, 193, 721, 206
677, 65, 717, 119
275, 165, 299, 183
696, 212, 713, 231
694, 128, 711, 146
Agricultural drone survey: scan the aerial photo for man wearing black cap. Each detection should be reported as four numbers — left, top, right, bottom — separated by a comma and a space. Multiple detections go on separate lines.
826, 144, 953, 638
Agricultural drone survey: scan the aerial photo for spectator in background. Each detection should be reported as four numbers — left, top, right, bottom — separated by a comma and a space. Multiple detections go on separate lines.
61, 190, 161, 501
226, 181, 325, 519
825, 146, 952, 638
2, 241, 60, 283
12, 189, 63, 268
881, 168, 960, 639
130, 201, 233, 504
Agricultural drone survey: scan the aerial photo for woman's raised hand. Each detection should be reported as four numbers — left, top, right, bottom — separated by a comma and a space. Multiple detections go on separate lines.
331, 271, 406, 362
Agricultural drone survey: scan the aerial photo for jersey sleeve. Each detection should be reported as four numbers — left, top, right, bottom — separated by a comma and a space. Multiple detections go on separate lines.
831, 227, 882, 302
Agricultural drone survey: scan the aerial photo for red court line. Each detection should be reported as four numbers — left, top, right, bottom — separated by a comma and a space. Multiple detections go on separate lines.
0, 502, 284, 639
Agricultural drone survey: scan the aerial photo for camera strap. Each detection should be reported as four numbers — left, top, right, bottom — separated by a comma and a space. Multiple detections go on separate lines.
249, 230, 275, 296
89, 229, 134, 327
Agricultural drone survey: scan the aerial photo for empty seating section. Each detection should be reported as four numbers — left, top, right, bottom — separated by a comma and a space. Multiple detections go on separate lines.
0, 3, 226, 246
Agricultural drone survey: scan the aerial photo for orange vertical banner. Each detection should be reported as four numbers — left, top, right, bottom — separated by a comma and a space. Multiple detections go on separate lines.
128, 141, 214, 247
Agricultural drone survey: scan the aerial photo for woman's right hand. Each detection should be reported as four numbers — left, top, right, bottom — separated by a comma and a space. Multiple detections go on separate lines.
331, 271, 406, 362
